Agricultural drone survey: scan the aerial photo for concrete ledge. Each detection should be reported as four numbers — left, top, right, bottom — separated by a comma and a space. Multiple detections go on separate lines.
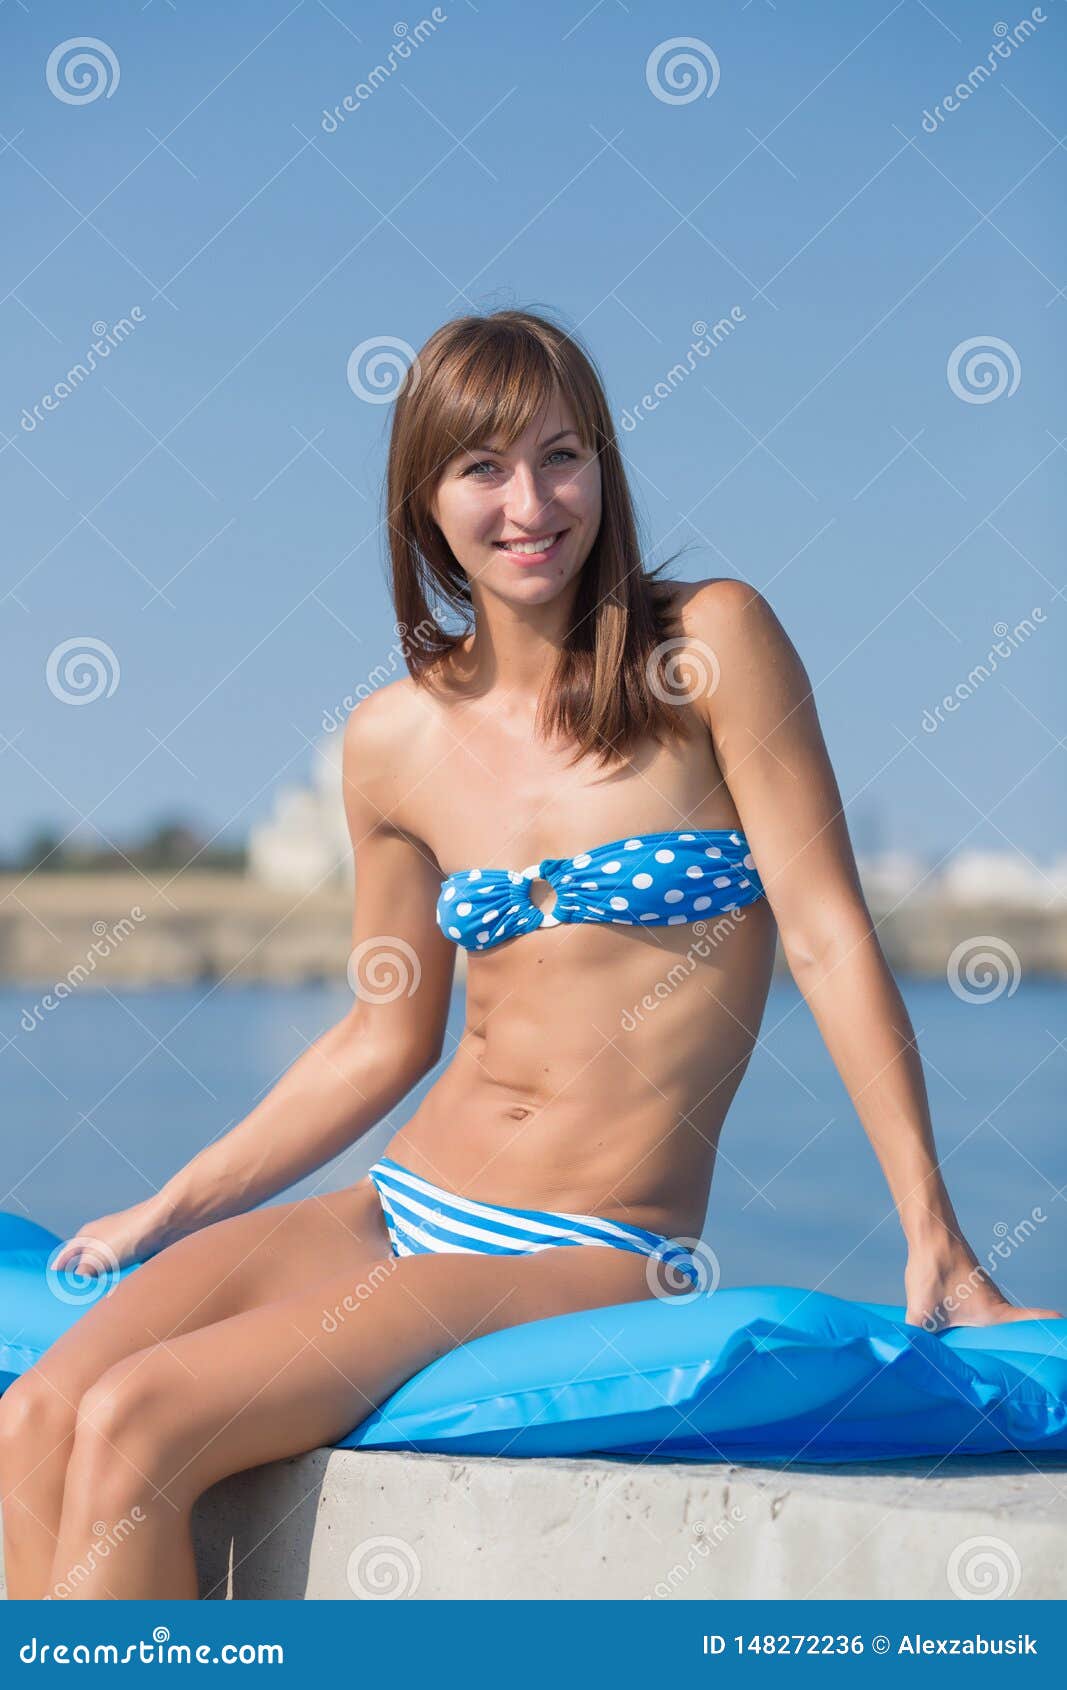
12, 1448, 1062, 1601
4, 1448, 1063, 1600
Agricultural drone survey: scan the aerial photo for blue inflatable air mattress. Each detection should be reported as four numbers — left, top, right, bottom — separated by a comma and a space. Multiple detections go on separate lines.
2, 1209, 1064, 1463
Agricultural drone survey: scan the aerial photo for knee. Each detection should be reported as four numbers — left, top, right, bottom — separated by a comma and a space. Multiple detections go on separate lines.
0, 1371, 77, 1470
69, 1353, 178, 1491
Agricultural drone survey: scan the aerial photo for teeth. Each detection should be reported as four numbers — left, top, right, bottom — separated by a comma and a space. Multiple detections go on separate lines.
499, 533, 558, 555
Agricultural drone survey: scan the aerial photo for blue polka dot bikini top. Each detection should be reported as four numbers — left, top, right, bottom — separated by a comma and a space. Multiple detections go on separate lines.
436, 827, 766, 953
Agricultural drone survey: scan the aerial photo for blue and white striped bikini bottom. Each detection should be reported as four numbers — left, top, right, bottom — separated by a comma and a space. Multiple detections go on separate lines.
367, 1155, 700, 1289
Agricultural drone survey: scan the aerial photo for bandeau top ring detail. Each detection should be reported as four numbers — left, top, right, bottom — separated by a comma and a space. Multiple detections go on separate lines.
435, 827, 765, 952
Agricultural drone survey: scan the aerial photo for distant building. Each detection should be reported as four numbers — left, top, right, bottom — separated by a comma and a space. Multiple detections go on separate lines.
1049, 856, 1067, 904
937, 849, 1060, 909
854, 850, 931, 909
246, 729, 353, 893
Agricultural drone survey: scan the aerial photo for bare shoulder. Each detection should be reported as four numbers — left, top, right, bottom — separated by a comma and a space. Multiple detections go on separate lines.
672, 577, 809, 690
340, 676, 438, 839
342, 674, 422, 758
671, 575, 777, 638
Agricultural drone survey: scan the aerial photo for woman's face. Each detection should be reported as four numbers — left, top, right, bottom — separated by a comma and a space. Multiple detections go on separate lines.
430, 392, 602, 603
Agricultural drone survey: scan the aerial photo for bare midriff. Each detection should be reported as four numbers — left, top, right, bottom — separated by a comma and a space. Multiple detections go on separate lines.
381, 894, 778, 1241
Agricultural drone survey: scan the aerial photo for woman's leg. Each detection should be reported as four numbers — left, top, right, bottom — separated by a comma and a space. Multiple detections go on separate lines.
0, 1179, 391, 1598
49, 1242, 661, 1599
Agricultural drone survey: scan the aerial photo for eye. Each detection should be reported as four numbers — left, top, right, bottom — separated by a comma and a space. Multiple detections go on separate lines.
461, 449, 578, 478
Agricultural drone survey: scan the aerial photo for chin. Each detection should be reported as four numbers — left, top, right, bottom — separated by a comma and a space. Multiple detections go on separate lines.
498, 565, 578, 602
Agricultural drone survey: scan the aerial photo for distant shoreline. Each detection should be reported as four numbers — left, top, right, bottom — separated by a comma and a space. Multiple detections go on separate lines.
1, 871, 1065, 992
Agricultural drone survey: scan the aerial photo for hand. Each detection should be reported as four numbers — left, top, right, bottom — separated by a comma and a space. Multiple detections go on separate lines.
51, 1196, 182, 1279
905, 1240, 1063, 1331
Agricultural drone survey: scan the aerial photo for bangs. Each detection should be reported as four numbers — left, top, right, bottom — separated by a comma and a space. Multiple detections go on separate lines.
429, 324, 597, 472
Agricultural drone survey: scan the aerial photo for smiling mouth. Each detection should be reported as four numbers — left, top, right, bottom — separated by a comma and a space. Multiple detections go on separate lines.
493, 530, 568, 556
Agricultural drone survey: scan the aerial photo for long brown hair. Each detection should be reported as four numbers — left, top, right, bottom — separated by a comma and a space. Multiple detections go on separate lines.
386, 307, 696, 769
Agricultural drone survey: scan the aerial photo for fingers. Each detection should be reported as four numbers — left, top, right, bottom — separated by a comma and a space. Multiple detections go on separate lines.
948, 1304, 1061, 1327
51, 1240, 100, 1277
906, 1304, 1047, 1330
978, 1304, 1060, 1324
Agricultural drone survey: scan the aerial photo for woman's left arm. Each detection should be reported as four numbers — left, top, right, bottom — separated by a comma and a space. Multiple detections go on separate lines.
689, 579, 1060, 1329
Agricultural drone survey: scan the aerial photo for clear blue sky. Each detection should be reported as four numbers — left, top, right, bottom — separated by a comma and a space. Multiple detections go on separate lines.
2, 0, 1064, 865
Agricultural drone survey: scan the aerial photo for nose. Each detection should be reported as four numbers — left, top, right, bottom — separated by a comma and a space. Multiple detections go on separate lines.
504, 462, 554, 525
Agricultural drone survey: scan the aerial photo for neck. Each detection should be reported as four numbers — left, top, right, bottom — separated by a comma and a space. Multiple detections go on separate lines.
457, 573, 582, 699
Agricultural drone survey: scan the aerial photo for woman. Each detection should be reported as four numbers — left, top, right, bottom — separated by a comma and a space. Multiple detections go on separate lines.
1, 309, 1057, 1602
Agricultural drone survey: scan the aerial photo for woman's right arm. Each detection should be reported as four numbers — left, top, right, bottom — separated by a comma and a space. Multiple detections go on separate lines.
55, 688, 455, 1270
